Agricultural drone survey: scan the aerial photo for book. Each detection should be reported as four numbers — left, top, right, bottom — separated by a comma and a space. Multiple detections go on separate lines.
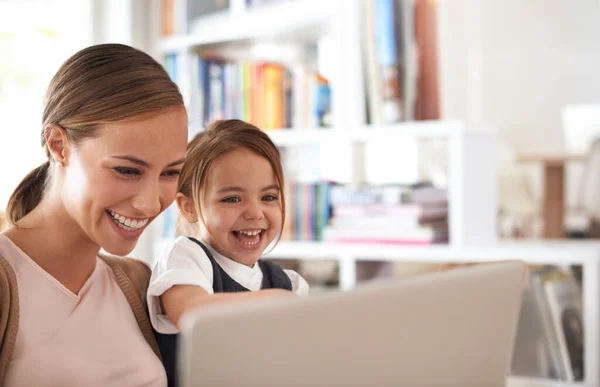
322, 223, 448, 245
527, 267, 584, 381
544, 272, 584, 381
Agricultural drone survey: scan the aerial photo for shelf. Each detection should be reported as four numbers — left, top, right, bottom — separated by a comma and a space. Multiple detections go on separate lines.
507, 376, 587, 387
158, 0, 337, 53
264, 240, 600, 265
264, 120, 469, 146
154, 238, 600, 266
188, 120, 472, 147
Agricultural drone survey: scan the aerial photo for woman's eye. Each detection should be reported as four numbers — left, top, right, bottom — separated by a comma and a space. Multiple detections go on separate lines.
263, 194, 278, 202
222, 197, 241, 203
162, 170, 182, 178
114, 167, 141, 177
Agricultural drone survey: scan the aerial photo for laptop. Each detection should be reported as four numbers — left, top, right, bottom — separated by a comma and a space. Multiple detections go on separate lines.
179, 260, 525, 386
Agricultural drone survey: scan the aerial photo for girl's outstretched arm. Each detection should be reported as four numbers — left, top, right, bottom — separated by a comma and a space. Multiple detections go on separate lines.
161, 285, 294, 328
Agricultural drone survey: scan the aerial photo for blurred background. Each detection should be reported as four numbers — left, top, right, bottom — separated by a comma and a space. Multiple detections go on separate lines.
1, 0, 599, 385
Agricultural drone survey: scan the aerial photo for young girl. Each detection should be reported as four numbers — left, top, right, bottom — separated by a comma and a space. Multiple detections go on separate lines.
147, 119, 308, 384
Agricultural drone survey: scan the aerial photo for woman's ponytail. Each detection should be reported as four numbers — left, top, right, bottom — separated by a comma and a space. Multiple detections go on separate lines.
6, 161, 50, 224
5, 43, 184, 226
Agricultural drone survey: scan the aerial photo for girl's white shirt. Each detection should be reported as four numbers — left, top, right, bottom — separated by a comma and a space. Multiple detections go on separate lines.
147, 236, 309, 334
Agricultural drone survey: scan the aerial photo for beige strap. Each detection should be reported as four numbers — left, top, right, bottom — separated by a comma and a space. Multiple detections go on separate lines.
98, 255, 161, 361
0, 256, 19, 383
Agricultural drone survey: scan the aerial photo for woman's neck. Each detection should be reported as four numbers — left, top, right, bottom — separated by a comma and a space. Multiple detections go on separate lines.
3, 199, 100, 294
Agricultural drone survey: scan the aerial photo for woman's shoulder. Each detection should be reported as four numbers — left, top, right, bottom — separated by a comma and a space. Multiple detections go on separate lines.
0, 233, 34, 275
98, 254, 152, 298
99, 254, 151, 279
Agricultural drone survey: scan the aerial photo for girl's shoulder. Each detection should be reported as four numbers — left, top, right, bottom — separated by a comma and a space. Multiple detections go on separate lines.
159, 236, 207, 258
282, 269, 310, 296
154, 236, 214, 271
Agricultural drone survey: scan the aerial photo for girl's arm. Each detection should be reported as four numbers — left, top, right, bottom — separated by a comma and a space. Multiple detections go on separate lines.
161, 285, 294, 328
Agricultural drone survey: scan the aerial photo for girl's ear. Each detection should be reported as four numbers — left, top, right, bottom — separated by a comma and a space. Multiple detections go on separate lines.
176, 193, 198, 223
44, 124, 70, 166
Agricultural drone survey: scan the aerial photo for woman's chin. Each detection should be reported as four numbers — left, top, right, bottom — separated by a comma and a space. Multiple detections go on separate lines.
100, 241, 136, 257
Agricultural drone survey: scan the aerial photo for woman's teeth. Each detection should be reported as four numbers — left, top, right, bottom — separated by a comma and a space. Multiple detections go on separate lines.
108, 210, 148, 231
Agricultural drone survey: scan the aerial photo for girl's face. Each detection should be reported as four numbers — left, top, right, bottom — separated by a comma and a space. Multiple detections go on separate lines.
61, 107, 188, 256
199, 147, 283, 267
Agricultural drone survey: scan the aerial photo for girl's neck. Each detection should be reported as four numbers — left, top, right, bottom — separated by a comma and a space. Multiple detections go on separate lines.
4, 198, 100, 294
201, 238, 259, 268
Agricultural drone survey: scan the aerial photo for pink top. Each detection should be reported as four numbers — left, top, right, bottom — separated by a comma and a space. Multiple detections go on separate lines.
0, 235, 166, 387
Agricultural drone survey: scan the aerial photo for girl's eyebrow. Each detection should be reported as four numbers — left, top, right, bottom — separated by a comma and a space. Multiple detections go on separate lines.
217, 186, 244, 194
261, 185, 280, 192
217, 185, 280, 194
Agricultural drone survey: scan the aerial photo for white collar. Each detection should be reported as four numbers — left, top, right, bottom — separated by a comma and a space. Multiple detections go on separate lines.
201, 240, 264, 292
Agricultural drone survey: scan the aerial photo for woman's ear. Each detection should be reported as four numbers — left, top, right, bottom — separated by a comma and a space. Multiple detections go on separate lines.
175, 193, 198, 223
44, 124, 69, 166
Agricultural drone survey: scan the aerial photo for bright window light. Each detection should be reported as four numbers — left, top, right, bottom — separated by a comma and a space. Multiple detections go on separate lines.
0, 0, 92, 210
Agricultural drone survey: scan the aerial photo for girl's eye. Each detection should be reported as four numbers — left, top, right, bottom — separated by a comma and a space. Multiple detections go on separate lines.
222, 197, 241, 203
162, 170, 182, 178
114, 167, 141, 177
262, 194, 278, 202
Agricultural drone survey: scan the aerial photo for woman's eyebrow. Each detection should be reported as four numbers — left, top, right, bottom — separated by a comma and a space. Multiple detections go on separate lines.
166, 158, 185, 168
111, 155, 185, 168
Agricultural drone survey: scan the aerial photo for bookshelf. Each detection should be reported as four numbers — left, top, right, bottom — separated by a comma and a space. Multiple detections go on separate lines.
147, 0, 597, 386
157, 0, 336, 53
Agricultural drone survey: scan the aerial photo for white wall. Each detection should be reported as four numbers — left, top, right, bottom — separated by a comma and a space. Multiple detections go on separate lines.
439, 0, 600, 208
0, 0, 93, 209
480, 0, 600, 154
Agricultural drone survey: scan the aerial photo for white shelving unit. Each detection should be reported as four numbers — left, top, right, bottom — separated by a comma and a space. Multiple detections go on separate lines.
148, 1, 597, 386
152, 0, 499, 247
269, 241, 600, 387
153, 119, 497, 249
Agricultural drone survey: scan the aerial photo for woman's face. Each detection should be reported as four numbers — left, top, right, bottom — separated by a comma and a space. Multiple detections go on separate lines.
61, 107, 188, 256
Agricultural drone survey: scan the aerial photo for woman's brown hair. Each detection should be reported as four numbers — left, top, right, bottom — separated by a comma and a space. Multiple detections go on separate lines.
177, 119, 286, 244
6, 43, 184, 224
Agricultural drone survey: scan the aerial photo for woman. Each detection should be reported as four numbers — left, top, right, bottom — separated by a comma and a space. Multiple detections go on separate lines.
0, 43, 187, 386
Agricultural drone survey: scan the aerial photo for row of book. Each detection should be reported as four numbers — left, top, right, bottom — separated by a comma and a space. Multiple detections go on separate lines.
511, 266, 584, 381
160, 0, 440, 127
280, 182, 448, 245
324, 183, 448, 245
282, 182, 332, 241
363, 0, 440, 123
160, 0, 289, 36
164, 54, 331, 130
161, 0, 231, 36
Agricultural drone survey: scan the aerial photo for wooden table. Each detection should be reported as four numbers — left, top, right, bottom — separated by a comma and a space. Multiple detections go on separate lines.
517, 153, 586, 238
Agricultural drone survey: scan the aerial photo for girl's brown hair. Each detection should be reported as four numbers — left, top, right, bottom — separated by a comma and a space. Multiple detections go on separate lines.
6, 43, 184, 224
177, 119, 286, 243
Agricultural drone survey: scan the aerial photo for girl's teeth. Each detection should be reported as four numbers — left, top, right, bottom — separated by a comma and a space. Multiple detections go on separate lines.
239, 230, 261, 236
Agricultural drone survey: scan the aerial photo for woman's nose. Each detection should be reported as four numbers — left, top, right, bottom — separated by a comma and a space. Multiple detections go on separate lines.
131, 181, 162, 217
